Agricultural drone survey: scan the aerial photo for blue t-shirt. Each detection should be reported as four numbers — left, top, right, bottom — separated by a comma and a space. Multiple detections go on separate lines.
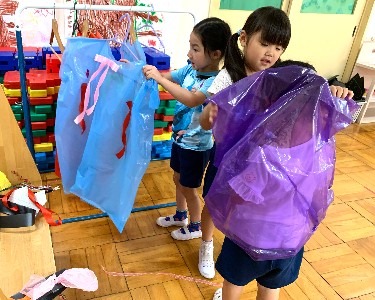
171, 64, 217, 151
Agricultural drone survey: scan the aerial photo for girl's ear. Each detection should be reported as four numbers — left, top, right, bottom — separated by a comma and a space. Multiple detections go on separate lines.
239, 30, 247, 47
210, 49, 222, 60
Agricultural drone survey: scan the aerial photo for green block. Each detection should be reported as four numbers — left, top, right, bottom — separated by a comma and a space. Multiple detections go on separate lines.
47, 126, 55, 133
11, 105, 23, 114
154, 120, 169, 128
166, 100, 177, 108
161, 107, 174, 116
46, 111, 56, 119
21, 128, 46, 137
158, 101, 167, 107
30, 108, 47, 121
155, 107, 164, 114
30, 113, 47, 121
34, 105, 52, 114
14, 113, 23, 121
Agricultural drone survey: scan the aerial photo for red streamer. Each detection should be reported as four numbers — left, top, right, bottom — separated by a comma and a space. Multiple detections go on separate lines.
1, 188, 62, 226
116, 101, 132, 159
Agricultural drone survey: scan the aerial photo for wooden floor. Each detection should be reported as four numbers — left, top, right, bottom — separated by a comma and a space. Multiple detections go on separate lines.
43, 122, 375, 300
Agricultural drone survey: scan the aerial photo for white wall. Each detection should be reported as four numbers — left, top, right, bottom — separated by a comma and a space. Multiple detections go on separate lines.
363, 3, 375, 42
138, 0, 210, 69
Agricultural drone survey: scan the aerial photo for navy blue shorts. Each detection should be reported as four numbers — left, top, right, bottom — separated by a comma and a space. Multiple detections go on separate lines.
170, 143, 211, 188
216, 237, 304, 288
202, 143, 217, 197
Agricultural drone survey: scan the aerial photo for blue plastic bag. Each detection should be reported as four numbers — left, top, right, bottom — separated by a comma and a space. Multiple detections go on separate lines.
55, 38, 114, 193
56, 37, 160, 231
71, 60, 159, 232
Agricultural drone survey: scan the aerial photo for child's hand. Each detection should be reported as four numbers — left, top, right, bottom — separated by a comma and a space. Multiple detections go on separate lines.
209, 103, 218, 125
143, 65, 163, 82
329, 85, 354, 99
200, 102, 218, 130
177, 130, 186, 137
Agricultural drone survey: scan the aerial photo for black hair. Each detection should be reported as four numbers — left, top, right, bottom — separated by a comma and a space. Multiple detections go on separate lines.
274, 59, 316, 72
193, 17, 231, 59
224, 6, 291, 83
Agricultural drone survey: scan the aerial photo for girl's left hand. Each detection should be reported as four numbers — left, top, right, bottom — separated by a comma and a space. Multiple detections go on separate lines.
329, 85, 354, 99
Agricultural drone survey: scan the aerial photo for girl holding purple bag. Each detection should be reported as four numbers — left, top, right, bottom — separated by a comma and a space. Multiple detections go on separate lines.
197, 7, 355, 300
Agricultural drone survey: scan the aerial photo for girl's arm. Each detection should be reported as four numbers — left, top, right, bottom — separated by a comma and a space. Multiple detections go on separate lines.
143, 65, 207, 108
200, 102, 218, 130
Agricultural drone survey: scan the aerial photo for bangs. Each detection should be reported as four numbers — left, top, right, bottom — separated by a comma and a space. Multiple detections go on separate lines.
260, 23, 290, 49
248, 8, 291, 49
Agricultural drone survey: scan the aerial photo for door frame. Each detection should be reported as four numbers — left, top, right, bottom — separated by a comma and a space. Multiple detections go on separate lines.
281, 0, 374, 81
342, 0, 375, 82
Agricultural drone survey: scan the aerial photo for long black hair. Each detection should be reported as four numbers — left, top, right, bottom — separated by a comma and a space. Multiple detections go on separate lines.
193, 17, 231, 59
225, 7, 291, 83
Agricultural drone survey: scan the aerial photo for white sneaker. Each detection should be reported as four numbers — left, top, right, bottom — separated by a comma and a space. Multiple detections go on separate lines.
156, 215, 188, 227
171, 226, 202, 240
198, 240, 215, 279
213, 288, 222, 300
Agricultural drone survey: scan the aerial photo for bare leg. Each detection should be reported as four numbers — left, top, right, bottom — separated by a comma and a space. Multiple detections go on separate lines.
180, 185, 200, 223
222, 280, 243, 300
201, 204, 215, 241
173, 172, 188, 211
256, 283, 280, 300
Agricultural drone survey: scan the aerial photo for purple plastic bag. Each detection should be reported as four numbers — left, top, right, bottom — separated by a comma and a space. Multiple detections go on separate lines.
205, 66, 358, 261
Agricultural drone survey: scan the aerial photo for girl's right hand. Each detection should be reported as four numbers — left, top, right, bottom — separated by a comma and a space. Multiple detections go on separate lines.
329, 85, 354, 99
209, 103, 218, 125
143, 65, 163, 82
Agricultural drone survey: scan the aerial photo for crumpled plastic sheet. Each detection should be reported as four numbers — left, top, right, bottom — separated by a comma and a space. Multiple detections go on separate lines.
20, 268, 98, 300
205, 65, 359, 261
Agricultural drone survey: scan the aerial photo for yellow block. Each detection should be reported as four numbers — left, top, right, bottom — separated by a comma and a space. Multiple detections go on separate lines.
34, 142, 54, 153
47, 87, 55, 95
28, 87, 48, 98
158, 84, 165, 92
54, 86, 60, 93
153, 131, 172, 142
3, 87, 21, 97
0, 171, 11, 190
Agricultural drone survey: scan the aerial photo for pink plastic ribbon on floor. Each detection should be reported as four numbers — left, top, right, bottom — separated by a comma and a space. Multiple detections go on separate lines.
20, 268, 98, 300
102, 266, 222, 287
74, 54, 120, 125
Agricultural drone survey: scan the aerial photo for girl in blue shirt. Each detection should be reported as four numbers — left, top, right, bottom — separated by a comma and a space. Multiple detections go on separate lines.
143, 17, 231, 240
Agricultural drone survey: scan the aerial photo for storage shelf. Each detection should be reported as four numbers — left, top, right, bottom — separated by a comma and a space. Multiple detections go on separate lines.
353, 43, 375, 124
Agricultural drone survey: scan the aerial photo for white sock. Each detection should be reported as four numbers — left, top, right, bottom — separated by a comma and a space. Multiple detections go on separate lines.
202, 239, 213, 245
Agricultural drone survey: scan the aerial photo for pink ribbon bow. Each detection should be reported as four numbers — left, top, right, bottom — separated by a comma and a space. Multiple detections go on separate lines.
74, 54, 120, 125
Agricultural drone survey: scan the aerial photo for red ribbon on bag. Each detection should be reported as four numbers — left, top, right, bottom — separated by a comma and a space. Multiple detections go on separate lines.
1, 188, 62, 226
116, 101, 132, 159
78, 83, 88, 133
